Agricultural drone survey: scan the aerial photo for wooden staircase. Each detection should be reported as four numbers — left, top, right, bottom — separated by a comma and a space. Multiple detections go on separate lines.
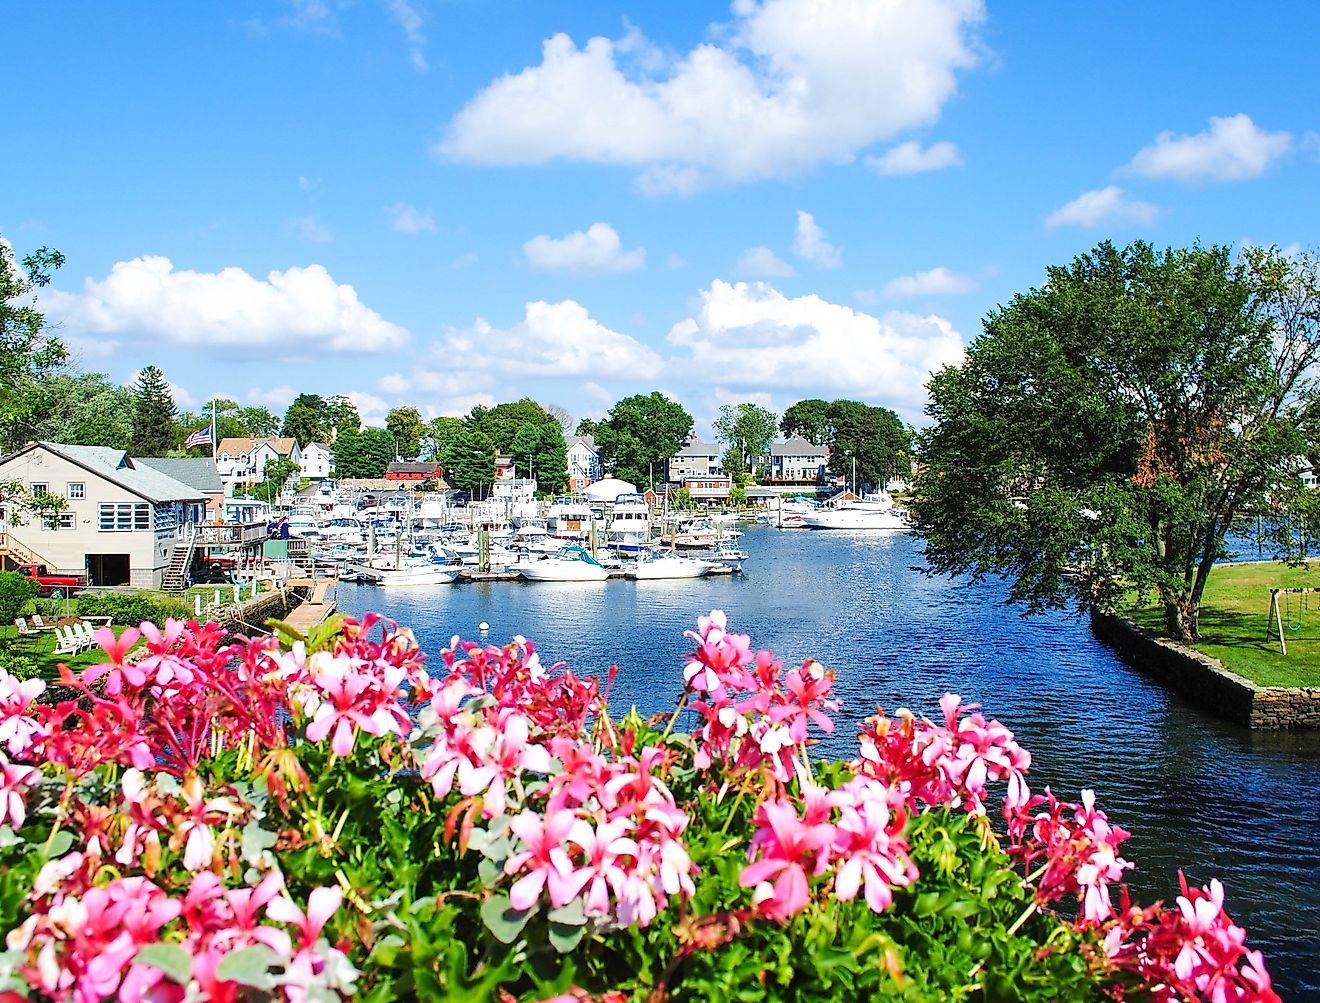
160, 530, 199, 592
0, 531, 55, 572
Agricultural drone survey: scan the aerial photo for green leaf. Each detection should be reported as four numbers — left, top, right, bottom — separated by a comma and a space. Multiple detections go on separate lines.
548, 921, 584, 954
133, 943, 193, 985
43, 830, 73, 858
215, 944, 280, 988
547, 898, 586, 926
479, 893, 534, 944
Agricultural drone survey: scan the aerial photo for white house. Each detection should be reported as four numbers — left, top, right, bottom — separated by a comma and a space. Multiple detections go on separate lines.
767, 435, 830, 484
566, 434, 601, 490
667, 435, 722, 483
299, 441, 335, 480
0, 442, 207, 588
216, 437, 303, 492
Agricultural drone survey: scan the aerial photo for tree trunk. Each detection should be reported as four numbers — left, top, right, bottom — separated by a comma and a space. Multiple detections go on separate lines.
1162, 595, 1199, 642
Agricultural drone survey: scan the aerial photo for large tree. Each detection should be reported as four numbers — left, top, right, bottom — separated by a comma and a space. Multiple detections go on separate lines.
780, 399, 832, 446
826, 400, 910, 490
595, 392, 693, 487
912, 240, 1320, 642
0, 239, 67, 452
281, 394, 330, 446
441, 428, 497, 497
714, 402, 778, 478
385, 406, 426, 460
129, 366, 178, 456
423, 416, 465, 463
510, 420, 569, 494
467, 399, 554, 453
31, 372, 133, 449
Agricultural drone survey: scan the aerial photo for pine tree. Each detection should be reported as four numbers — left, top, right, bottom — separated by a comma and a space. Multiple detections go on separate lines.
129, 366, 177, 456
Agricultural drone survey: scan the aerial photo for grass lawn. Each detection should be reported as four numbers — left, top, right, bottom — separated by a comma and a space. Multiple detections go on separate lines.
0, 621, 142, 681
1120, 561, 1320, 688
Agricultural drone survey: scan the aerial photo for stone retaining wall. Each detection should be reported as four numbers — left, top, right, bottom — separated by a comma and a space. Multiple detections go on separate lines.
1090, 609, 1320, 729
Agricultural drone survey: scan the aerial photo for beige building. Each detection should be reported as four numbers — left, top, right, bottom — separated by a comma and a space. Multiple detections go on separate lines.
0, 442, 207, 588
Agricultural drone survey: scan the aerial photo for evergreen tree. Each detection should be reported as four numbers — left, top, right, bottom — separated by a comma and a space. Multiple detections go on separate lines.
360, 427, 395, 478
129, 366, 177, 456
331, 422, 367, 478
281, 394, 330, 446
442, 429, 496, 497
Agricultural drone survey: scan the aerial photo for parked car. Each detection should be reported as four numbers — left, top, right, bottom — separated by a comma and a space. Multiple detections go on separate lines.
13, 563, 87, 597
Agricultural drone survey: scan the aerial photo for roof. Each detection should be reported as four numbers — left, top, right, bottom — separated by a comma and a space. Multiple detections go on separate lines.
22, 442, 205, 503
216, 436, 298, 456
566, 434, 596, 450
673, 440, 720, 458
305, 441, 333, 451
386, 461, 442, 474
770, 435, 829, 457
582, 477, 638, 501
135, 457, 223, 494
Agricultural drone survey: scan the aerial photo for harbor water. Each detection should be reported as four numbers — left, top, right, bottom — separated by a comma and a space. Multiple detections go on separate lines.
334, 525, 1320, 999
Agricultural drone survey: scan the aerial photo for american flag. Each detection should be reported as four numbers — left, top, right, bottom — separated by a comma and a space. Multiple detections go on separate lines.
185, 427, 212, 449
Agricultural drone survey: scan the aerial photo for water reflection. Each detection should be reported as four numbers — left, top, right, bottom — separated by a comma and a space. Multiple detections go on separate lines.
336, 526, 1320, 998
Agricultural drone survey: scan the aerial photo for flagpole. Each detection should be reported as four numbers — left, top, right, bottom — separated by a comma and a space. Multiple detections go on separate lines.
210, 400, 217, 462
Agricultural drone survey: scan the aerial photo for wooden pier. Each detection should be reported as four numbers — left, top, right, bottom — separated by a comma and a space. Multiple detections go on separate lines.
281, 579, 337, 634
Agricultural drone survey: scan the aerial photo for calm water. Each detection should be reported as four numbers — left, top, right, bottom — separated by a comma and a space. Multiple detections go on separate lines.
335, 527, 1320, 999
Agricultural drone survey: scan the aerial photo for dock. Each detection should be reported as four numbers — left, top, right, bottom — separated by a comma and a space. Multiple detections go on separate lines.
281, 579, 337, 634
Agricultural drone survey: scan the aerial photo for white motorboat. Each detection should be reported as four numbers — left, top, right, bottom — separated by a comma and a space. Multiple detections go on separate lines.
668, 518, 742, 549
606, 494, 653, 554
519, 545, 611, 582
802, 492, 910, 531
342, 556, 462, 585
626, 554, 713, 580
546, 494, 594, 541
710, 545, 750, 573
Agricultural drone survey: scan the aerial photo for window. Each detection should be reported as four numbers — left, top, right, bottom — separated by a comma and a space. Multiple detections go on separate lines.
67, 482, 84, 499
30, 483, 47, 496
99, 503, 150, 531
58, 513, 74, 530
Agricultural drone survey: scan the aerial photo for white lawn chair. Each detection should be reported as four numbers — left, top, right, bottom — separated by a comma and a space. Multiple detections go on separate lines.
14, 618, 40, 639
53, 625, 84, 656
72, 621, 98, 652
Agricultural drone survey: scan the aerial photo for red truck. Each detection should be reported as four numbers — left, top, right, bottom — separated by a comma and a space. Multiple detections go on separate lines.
14, 564, 87, 597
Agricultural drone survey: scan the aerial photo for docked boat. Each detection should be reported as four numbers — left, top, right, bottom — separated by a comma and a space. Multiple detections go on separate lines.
606, 494, 653, 554
710, 545, 750, 573
626, 554, 713, 580
802, 492, 910, 531
341, 556, 462, 586
668, 518, 742, 549
518, 545, 611, 582
546, 494, 594, 541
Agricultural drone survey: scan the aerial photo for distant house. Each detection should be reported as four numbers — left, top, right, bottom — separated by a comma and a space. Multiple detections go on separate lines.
299, 441, 335, 480
216, 437, 302, 492
683, 475, 732, 505
385, 461, 443, 482
566, 435, 601, 490
0, 441, 207, 588
668, 435, 722, 482
767, 435, 830, 484
494, 455, 516, 481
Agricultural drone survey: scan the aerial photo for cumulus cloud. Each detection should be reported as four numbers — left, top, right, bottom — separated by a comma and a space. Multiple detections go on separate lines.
867, 139, 963, 175
738, 246, 797, 278
523, 222, 646, 275
1125, 114, 1291, 183
438, 0, 986, 193
347, 391, 391, 427
666, 279, 965, 420
1045, 186, 1158, 229
387, 202, 437, 234
792, 211, 842, 268
42, 256, 410, 353
287, 214, 332, 242
666, 253, 689, 270
386, 0, 428, 71
452, 252, 478, 269
438, 300, 663, 378
245, 385, 298, 409
881, 266, 977, 299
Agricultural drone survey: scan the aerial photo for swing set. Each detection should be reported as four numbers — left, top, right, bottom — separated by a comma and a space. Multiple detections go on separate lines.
1266, 587, 1313, 654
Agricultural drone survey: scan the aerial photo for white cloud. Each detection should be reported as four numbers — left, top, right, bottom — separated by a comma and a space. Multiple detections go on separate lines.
666, 253, 689, 270
1045, 186, 1158, 229
347, 391, 391, 427
127, 370, 196, 409
792, 211, 842, 268
523, 222, 645, 275
1125, 114, 1291, 183
667, 279, 965, 421
283, 0, 337, 35
738, 246, 796, 277
866, 139, 963, 175
245, 385, 298, 409
287, 214, 332, 242
385, 0, 428, 72
297, 175, 321, 194
580, 381, 613, 406
386, 202, 437, 234
377, 369, 498, 418
881, 266, 977, 299
377, 373, 412, 394
439, 300, 664, 378
438, 0, 986, 192
42, 256, 410, 353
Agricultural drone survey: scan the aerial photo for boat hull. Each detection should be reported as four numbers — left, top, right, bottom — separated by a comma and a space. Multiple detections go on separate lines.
519, 562, 610, 582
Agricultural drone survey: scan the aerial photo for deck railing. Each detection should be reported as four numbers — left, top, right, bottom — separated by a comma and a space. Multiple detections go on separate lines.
197, 523, 269, 546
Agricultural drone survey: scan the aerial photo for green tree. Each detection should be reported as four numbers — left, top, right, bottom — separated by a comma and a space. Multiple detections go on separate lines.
595, 393, 693, 487
386, 406, 426, 460
0, 569, 40, 624
30, 372, 133, 449
0, 239, 67, 452
423, 416, 464, 462
510, 421, 568, 494
780, 398, 832, 446
359, 427, 395, 478
324, 395, 360, 436
441, 428, 497, 496
826, 400, 910, 490
129, 366, 178, 456
467, 399, 554, 453
237, 405, 280, 437
913, 240, 1320, 642
281, 394, 330, 446
249, 457, 299, 503
729, 484, 748, 508
575, 418, 601, 438
714, 403, 778, 477
331, 422, 367, 478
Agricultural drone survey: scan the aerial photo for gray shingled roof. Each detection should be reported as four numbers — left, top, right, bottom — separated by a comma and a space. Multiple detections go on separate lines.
769, 435, 829, 457
674, 440, 720, 458
135, 457, 223, 494
566, 434, 596, 450
39, 442, 205, 503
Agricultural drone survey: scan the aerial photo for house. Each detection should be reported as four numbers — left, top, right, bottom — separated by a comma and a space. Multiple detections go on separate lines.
216, 437, 302, 492
494, 456, 516, 481
566, 434, 601, 490
767, 435, 830, 484
385, 461, 443, 482
667, 435, 722, 482
683, 475, 733, 505
0, 442, 207, 588
299, 441, 335, 480
134, 457, 224, 523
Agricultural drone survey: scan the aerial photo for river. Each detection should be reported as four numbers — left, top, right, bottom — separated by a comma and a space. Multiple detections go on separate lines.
333, 526, 1320, 999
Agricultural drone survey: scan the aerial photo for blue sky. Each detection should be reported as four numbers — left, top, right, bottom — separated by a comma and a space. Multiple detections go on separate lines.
4, 1, 1318, 435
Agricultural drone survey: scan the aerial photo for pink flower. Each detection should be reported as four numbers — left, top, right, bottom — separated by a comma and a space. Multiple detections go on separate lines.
567, 818, 638, 917
82, 625, 142, 693
505, 809, 581, 910
459, 713, 552, 818
740, 798, 835, 921
0, 753, 40, 829
0, 669, 46, 757
266, 885, 343, 950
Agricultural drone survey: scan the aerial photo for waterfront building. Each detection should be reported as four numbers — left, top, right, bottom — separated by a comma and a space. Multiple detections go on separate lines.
216, 436, 303, 493
667, 435, 722, 482
682, 475, 733, 506
134, 457, 225, 523
0, 441, 207, 588
385, 461, 443, 482
299, 441, 335, 480
566, 434, 601, 490
766, 435, 830, 486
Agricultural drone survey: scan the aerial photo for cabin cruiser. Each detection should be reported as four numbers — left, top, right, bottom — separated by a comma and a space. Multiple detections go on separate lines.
801, 492, 910, 531
546, 495, 594, 541
518, 545, 611, 582
606, 494, 652, 554
625, 552, 713, 580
